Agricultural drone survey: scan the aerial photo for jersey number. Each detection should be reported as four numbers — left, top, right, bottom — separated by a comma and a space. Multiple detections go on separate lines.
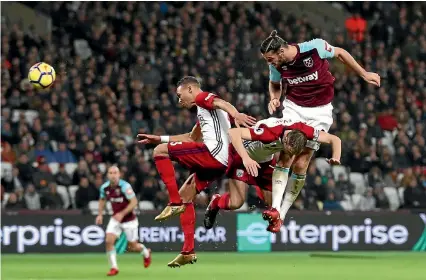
170, 142, 183, 146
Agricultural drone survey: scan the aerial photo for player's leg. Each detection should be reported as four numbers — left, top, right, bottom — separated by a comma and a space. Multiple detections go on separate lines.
204, 178, 248, 229
105, 219, 121, 276
279, 148, 314, 221
168, 174, 198, 267
123, 219, 152, 268
153, 143, 182, 205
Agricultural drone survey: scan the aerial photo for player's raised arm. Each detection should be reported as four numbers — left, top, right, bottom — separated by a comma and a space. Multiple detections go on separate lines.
317, 131, 342, 165
137, 123, 201, 144
228, 128, 260, 176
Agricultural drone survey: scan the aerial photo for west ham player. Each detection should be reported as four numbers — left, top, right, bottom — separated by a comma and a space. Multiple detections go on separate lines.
260, 30, 380, 225
204, 118, 341, 232
137, 76, 256, 267
95, 166, 151, 276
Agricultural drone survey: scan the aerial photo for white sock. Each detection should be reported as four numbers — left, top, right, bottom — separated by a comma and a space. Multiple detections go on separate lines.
271, 167, 290, 210
107, 249, 118, 269
280, 173, 306, 221
139, 243, 150, 258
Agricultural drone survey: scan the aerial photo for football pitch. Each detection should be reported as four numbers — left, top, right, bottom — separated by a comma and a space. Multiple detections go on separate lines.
2, 252, 426, 280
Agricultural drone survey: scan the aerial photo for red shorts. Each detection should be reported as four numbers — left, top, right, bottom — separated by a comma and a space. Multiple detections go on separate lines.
227, 151, 276, 192
168, 141, 226, 192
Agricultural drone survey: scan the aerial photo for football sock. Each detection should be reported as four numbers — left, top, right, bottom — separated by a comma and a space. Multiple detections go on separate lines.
154, 156, 181, 204
139, 243, 150, 258
107, 249, 118, 269
280, 173, 306, 221
214, 193, 231, 210
180, 202, 195, 254
271, 167, 290, 210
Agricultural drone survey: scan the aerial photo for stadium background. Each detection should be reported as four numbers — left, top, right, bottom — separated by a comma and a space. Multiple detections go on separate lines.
1, 2, 426, 280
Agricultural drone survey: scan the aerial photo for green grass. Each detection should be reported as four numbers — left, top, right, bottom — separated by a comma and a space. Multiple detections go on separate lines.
2, 252, 426, 280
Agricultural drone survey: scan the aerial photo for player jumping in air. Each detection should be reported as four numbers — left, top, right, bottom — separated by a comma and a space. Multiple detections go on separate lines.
259, 30, 381, 228
95, 166, 151, 276
137, 76, 256, 267
204, 117, 341, 232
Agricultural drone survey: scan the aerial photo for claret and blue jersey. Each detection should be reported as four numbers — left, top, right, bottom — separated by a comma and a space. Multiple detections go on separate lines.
269, 38, 337, 107
100, 179, 136, 222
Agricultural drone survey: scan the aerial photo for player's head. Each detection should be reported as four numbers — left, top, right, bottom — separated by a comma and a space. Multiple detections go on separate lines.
176, 76, 201, 108
107, 165, 120, 185
282, 130, 307, 156
260, 30, 290, 68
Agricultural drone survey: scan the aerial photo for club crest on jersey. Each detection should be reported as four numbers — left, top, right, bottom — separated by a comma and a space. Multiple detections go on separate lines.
303, 57, 314, 68
236, 169, 244, 178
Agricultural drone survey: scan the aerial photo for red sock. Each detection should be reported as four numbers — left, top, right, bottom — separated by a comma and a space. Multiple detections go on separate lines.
217, 193, 231, 210
154, 156, 181, 204
255, 186, 265, 202
180, 202, 195, 254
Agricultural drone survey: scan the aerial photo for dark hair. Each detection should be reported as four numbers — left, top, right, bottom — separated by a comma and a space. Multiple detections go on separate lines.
260, 30, 288, 54
286, 130, 307, 156
177, 76, 201, 87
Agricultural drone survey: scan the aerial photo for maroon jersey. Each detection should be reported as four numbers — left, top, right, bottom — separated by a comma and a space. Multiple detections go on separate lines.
269, 38, 336, 107
100, 179, 136, 222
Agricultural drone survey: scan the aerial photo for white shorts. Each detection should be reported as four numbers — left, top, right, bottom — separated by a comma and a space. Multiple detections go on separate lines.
281, 99, 333, 151
106, 218, 139, 242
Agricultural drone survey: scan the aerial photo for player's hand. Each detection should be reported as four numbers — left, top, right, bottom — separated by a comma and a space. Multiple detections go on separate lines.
268, 98, 280, 115
113, 212, 124, 223
243, 157, 261, 177
326, 158, 341, 165
234, 113, 257, 128
137, 134, 161, 145
95, 215, 103, 225
362, 72, 381, 87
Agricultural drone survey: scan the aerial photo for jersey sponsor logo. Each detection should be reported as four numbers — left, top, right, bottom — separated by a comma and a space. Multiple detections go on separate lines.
287, 71, 318, 85
236, 169, 244, 178
303, 57, 314, 68
110, 197, 124, 203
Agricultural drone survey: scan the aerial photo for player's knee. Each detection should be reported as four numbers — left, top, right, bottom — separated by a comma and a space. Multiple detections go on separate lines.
126, 241, 139, 252
229, 198, 244, 210
153, 144, 169, 158
105, 234, 117, 247
293, 152, 313, 173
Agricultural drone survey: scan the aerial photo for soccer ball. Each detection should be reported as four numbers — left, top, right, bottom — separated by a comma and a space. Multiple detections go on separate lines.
28, 62, 56, 89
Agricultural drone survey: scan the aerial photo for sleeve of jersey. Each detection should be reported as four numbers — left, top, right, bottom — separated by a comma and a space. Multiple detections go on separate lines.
298, 38, 335, 59
286, 122, 319, 141
269, 65, 281, 83
195, 92, 218, 110
121, 182, 136, 200
99, 184, 106, 199
249, 124, 281, 143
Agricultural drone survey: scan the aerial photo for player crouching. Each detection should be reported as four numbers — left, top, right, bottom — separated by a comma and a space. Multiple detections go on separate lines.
95, 166, 152, 276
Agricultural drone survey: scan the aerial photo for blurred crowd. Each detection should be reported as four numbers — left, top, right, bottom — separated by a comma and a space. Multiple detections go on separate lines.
1, 2, 425, 212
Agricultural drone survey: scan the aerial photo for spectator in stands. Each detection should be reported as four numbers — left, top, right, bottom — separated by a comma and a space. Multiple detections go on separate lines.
55, 164, 73, 187
336, 173, 355, 197
323, 193, 344, 211
360, 187, 376, 211
5, 192, 26, 210
54, 142, 77, 164
24, 184, 41, 210
326, 178, 343, 202
403, 178, 426, 209
75, 177, 98, 209
368, 166, 384, 188
373, 185, 391, 210
345, 12, 367, 42
15, 154, 33, 185
32, 156, 55, 193
41, 183, 64, 209
72, 160, 91, 186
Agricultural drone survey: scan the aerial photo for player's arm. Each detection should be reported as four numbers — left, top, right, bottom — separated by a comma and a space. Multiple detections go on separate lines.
317, 131, 342, 164
120, 196, 138, 216
268, 65, 283, 114
137, 123, 201, 144
196, 92, 256, 127
95, 187, 106, 225
228, 128, 260, 176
